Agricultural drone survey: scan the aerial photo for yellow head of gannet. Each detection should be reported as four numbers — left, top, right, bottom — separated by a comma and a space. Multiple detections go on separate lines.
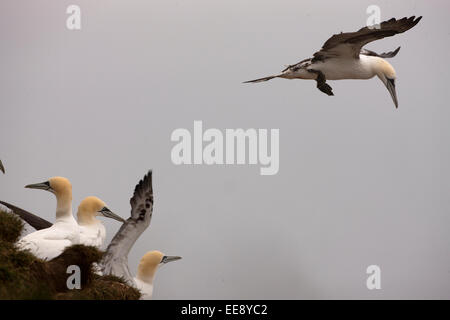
77, 196, 125, 225
25, 177, 73, 219
77, 196, 125, 250
372, 57, 398, 108
137, 251, 181, 282
134, 250, 181, 299
25, 176, 72, 200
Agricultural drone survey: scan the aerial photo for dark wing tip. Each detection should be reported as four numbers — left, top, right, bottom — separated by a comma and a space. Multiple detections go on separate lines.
414, 16, 423, 25
379, 46, 401, 58
130, 170, 153, 210
379, 15, 422, 33
0, 200, 53, 230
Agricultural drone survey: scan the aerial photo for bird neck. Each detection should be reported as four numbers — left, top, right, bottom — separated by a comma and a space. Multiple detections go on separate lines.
77, 210, 100, 226
55, 193, 73, 220
137, 267, 157, 284
366, 56, 395, 79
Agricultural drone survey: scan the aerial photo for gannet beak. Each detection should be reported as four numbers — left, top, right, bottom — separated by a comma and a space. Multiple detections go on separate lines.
25, 181, 52, 192
385, 78, 398, 109
99, 207, 126, 223
161, 255, 182, 264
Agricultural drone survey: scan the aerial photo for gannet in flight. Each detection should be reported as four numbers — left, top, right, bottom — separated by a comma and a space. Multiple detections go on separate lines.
244, 16, 422, 108
16, 177, 80, 260
1, 196, 125, 249
100, 171, 182, 299
134, 251, 182, 299
0, 159, 4, 174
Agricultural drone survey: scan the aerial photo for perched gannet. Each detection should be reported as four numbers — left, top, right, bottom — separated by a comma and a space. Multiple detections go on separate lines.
134, 251, 182, 299
0, 159, 5, 174
77, 196, 125, 248
244, 16, 422, 108
16, 177, 80, 260
1, 196, 125, 249
100, 171, 182, 299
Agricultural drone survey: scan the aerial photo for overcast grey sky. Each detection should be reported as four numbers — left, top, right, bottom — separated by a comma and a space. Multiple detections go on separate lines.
1, 0, 450, 299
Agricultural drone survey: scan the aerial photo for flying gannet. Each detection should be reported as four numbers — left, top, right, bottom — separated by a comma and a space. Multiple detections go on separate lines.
100, 171, 182, 299
16, 177, 80, 260
134, 251, 182, 299
244, 16, 422, 108
1, 196, 125, 249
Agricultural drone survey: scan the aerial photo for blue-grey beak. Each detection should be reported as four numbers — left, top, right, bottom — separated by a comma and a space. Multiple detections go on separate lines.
160, 255, 182, 264
25, 181, 52, 192
385, 78, 398, 109
99, 206, 126, 223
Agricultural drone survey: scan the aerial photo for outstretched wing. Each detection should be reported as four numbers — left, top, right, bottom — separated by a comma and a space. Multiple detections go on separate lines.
360, 46, 401, 59
0, 200, 53, 230
129, 170, 154, 222
0, 160, 4, 174
312, 16, 422, 61
100, 171, 154, 285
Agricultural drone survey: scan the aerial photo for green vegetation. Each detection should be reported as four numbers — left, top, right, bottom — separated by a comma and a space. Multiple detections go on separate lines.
0, 209, 140, 300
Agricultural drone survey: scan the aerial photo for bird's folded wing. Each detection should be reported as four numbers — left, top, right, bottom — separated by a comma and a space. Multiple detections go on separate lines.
312, 16, 422, 61
41, 228, 75, 241
0, 200, 53, 230
79, 225, 104, 248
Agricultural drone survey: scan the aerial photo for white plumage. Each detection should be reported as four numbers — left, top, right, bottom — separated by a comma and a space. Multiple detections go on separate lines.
16, 177, 80, 260
76, 196, 125, 249
17, 218, 80, 260
14, 179, 125, 261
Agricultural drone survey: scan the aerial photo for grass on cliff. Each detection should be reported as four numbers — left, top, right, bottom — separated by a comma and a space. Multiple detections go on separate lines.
0, 209, 140, 300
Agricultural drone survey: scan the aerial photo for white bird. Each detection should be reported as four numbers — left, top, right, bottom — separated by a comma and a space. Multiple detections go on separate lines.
244, 16, 422, 108
100, 171, 182, 299
133, 251, 181, 299
16, 177, 80, 260
77, 196, 125, 248
1, 196, 125, 249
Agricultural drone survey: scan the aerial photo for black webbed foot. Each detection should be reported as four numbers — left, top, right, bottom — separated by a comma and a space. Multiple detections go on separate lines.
317, 82, 334, 96
308, 69, 334, 96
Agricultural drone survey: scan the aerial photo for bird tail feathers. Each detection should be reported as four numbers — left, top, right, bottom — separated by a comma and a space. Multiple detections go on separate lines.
243, 74, 281, 83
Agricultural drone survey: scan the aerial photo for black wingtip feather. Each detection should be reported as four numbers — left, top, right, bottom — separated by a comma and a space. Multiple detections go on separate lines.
130, 170, 153, 207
